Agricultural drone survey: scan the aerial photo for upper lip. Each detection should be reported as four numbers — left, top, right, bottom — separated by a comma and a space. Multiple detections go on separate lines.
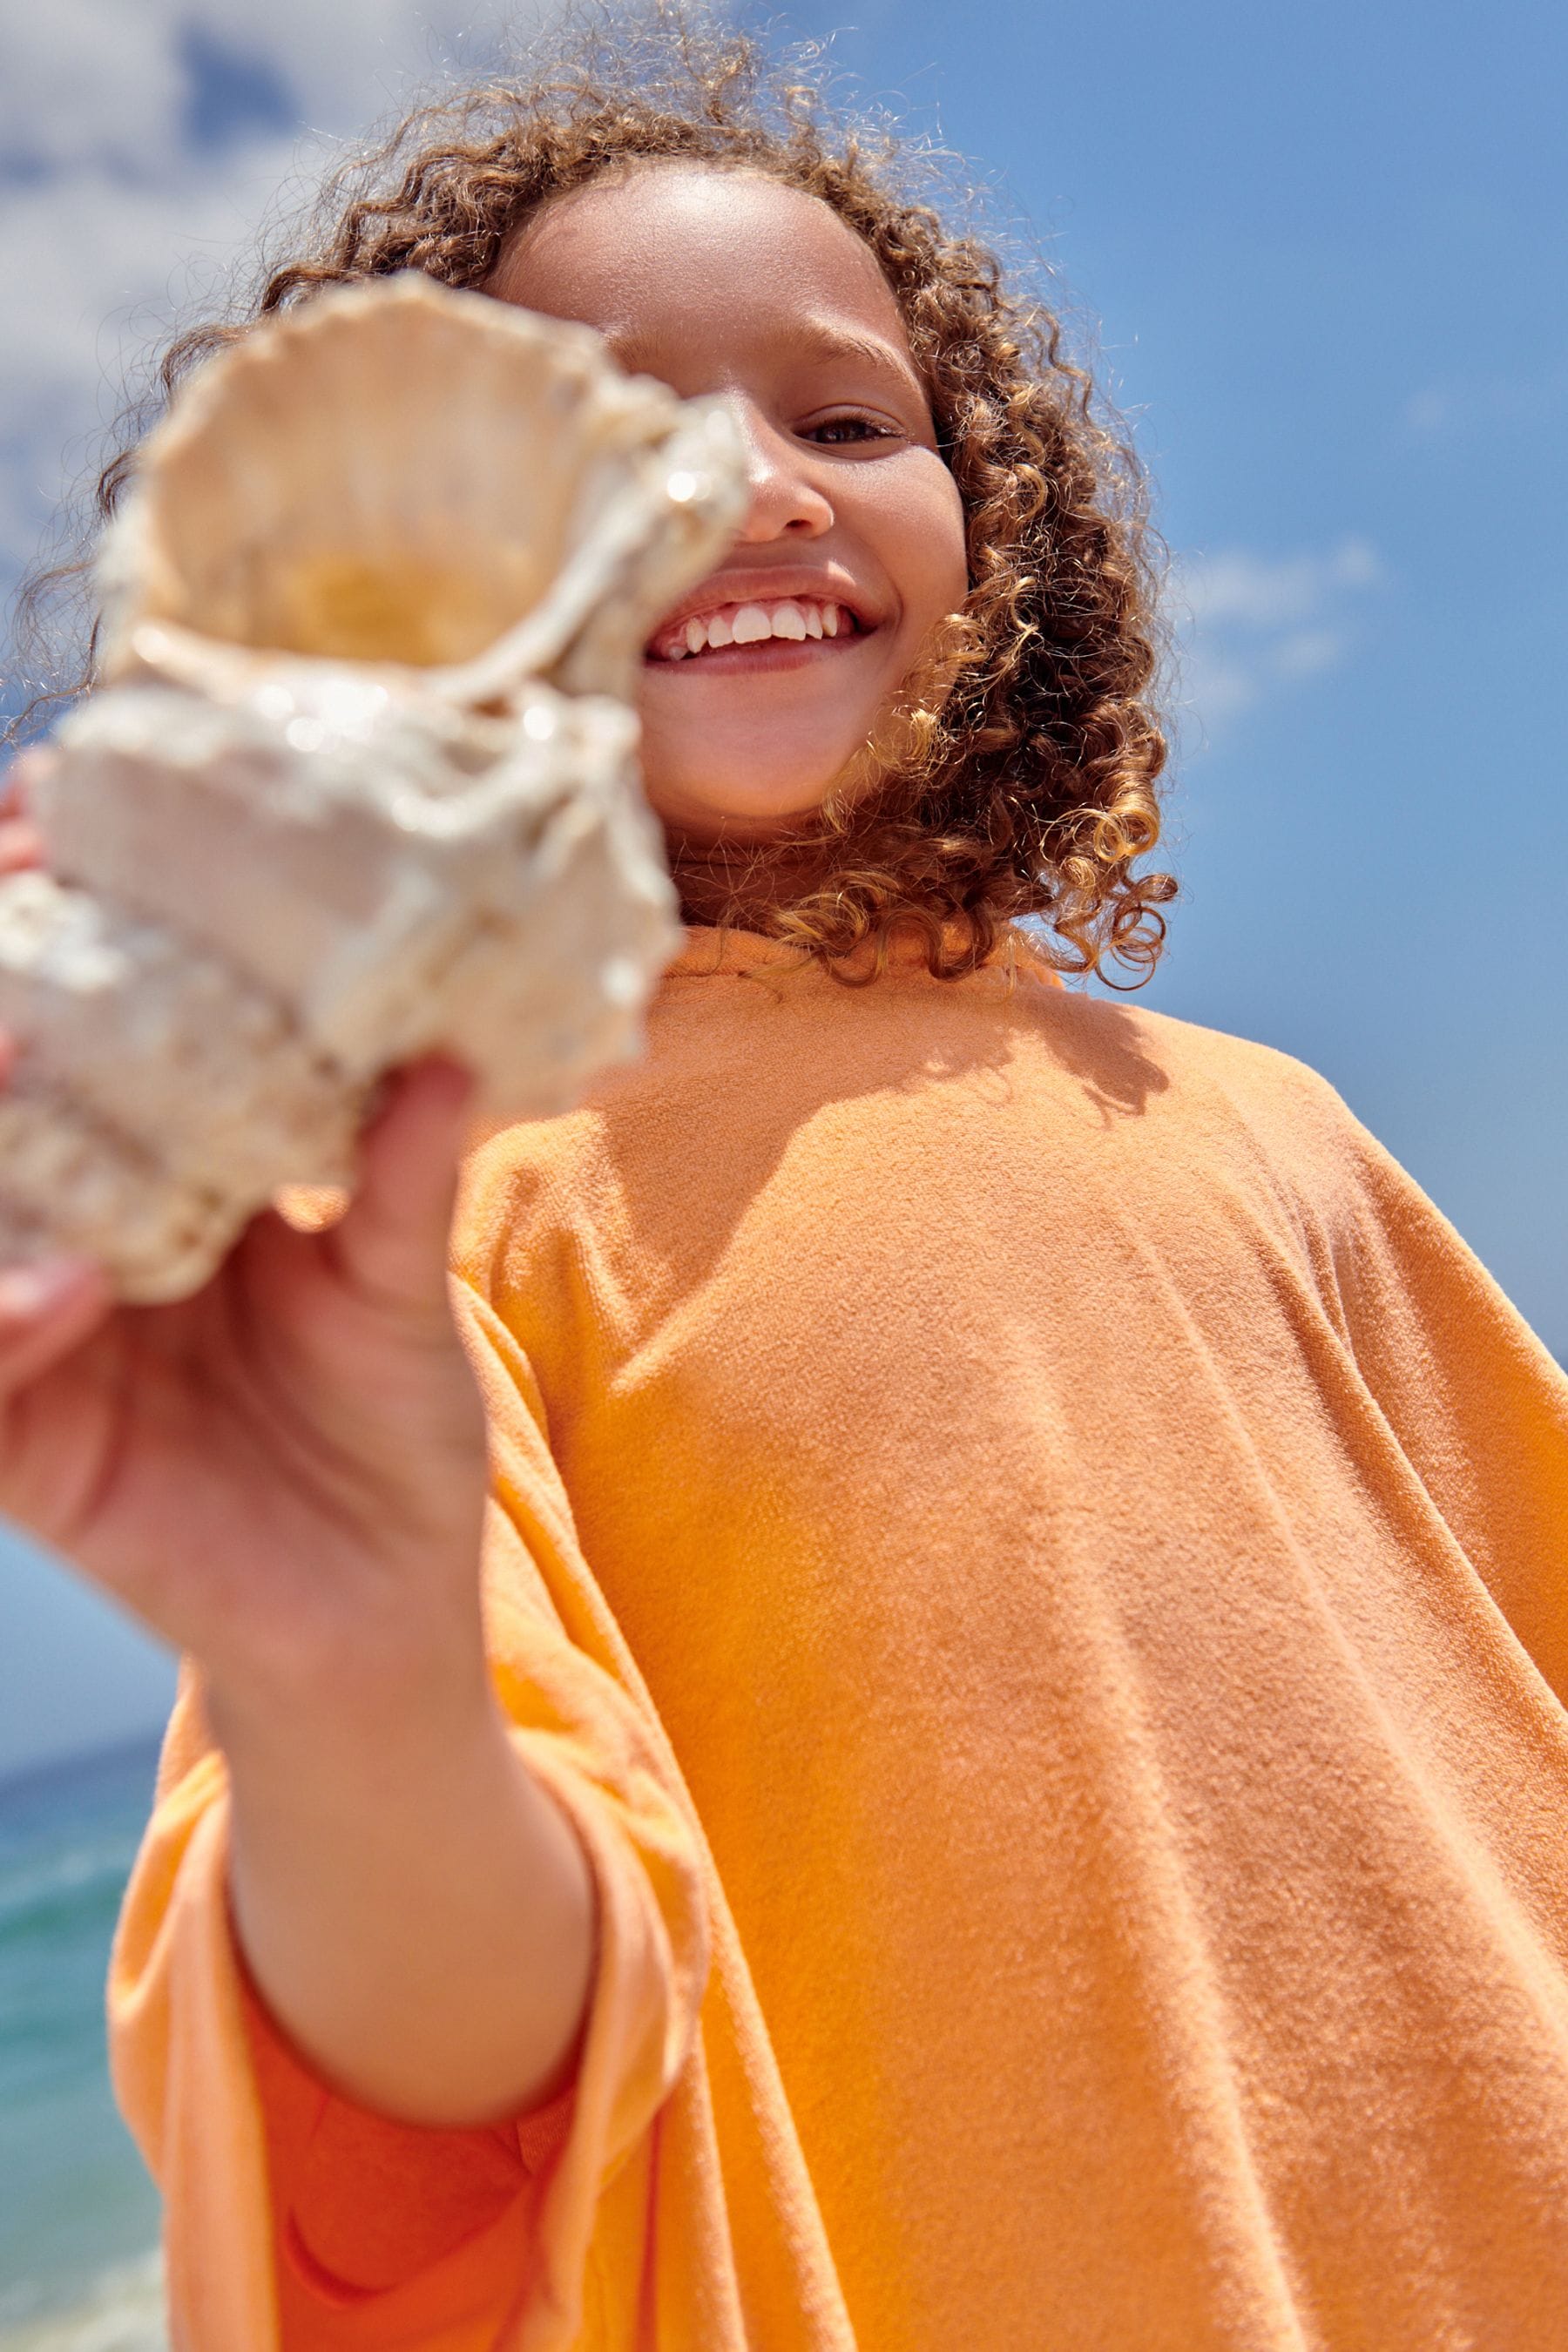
648, 565, 883, 642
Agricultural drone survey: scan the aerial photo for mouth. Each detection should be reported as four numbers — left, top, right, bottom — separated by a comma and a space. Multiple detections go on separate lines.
645, 590, 875, 672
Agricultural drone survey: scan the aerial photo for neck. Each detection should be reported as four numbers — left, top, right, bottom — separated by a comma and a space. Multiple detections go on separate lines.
665, 829, 827, 932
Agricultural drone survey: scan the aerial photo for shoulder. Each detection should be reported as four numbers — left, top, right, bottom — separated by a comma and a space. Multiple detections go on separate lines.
453, 1105, 609, 1304
1031, 982, 1364, 1139
450, 970, 1386, 1296
1012, 985, 1402, 1247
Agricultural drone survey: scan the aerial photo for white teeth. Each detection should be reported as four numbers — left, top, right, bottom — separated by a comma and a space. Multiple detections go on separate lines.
656, 596, 858, 659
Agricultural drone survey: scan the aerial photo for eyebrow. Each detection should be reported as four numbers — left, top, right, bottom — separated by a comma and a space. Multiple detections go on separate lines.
608, 312, 928, 403
784, 316, 926, 394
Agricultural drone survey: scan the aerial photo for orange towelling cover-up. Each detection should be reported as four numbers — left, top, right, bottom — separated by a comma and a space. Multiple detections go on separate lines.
111, 929, 1568, 2349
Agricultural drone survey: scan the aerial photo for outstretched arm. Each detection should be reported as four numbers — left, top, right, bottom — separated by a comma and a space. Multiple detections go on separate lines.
0, 1057, 593, 2126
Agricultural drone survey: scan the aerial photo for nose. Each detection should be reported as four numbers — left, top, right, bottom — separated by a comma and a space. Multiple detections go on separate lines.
729, 397, 834, 544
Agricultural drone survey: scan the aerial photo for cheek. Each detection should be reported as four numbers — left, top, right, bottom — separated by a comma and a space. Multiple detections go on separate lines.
868, 451, 970, 638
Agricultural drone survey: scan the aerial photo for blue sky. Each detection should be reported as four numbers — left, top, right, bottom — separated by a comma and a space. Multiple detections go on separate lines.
0, 0, 1565, 1777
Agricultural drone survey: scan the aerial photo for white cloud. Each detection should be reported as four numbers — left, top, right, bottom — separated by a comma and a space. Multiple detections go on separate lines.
1173, 537, 1382, 733
1402, 365, 1568, 439
0, 1, 554, 651
0, 3, 189, 178
0, 1, 537, 176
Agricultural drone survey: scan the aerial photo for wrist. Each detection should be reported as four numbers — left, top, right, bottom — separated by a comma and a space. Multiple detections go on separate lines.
217, 1652, 520, 1926
206, 1611, 497, 1779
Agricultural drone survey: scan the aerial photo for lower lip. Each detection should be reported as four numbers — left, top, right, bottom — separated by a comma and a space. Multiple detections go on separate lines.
643, 630, 874, 678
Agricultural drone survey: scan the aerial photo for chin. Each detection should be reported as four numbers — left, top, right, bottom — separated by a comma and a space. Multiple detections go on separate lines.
638, 677, 896, 841
644, 769, 849, 845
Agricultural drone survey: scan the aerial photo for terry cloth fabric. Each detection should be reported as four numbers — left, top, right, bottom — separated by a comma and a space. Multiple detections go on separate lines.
110, 924, 1568, 2351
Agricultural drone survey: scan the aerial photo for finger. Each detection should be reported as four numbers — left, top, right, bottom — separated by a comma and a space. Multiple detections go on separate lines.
274, 1180, 349, 1233
0, 747, 55, 816
0, 1257, 112, 1396
0, 817, 44, 875
328, 1057, 476, 1321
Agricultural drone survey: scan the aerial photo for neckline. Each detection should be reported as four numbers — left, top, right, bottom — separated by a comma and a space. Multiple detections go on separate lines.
665, 923, 1064, 987
665, 926, 810, 979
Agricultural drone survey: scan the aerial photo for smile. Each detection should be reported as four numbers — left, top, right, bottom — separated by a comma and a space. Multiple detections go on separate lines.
645, 597, 866, 666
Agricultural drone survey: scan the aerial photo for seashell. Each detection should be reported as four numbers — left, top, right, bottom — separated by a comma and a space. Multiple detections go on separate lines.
0, 274, 747, 1300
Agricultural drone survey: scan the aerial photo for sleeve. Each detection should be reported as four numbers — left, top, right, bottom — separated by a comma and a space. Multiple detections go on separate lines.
1325, 1102, 1568, 1708
106, 1283, 712, 2352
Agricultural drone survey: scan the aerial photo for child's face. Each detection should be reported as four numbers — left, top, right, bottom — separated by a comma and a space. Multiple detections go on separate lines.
490, 164, 970, 847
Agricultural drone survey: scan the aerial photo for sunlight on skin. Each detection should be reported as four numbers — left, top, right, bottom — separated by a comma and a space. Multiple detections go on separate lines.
488, 163, 970, 848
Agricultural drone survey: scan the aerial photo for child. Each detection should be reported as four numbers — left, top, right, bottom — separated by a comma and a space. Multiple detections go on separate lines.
6, 18, 1568, 2352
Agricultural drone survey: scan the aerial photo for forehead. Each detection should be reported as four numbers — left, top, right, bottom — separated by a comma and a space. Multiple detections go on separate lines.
492, 163, 915, 372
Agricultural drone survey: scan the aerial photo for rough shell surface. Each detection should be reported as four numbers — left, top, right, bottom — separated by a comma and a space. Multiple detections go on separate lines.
98, 273, 747, 706
0, 275, 747, 1300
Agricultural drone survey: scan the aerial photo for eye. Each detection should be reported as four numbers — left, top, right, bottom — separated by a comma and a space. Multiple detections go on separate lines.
800, 412, 902, 448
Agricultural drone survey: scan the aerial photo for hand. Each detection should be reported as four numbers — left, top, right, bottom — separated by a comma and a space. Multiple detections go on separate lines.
1, 1047, 604, 2126
0, 1055, 492, 1728
0, 747, 48, 876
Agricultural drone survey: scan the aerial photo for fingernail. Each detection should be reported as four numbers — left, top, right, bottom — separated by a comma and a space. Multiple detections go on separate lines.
0, 1258, 92, 1318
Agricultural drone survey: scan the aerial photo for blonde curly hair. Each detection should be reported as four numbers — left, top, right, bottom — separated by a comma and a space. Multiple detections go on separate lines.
8, 5, 1176, 984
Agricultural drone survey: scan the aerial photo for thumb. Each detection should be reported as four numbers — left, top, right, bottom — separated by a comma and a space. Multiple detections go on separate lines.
329, 1057, 476, 1321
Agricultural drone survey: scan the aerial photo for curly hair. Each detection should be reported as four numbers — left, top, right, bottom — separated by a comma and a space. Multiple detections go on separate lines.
5, 4, 1175, 984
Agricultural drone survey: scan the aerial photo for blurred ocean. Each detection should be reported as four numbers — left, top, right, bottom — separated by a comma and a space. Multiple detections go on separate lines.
0, 1740, 166, 2350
